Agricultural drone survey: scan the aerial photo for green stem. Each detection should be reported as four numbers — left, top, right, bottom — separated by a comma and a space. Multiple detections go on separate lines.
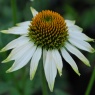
41, 50, 48, 95
22, 68, 28, 95
85, 67, 95, 95
11, 73, 21, 95
41, 66, 48, 95
11, 0, 17, 25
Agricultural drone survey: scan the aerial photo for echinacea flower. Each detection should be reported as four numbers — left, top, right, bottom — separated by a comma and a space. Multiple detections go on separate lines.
0, 7, 94, 91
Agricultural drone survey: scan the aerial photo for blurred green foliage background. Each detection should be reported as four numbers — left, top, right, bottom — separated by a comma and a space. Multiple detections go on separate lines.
0, 0, 95, 95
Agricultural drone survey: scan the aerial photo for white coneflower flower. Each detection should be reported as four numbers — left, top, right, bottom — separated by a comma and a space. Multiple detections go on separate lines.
0, 7, 94, 91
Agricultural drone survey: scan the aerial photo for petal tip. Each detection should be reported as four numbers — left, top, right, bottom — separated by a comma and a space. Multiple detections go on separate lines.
30, 75, 34, 80
30, 7, 33, 11
49, 85, 54, 92
0, 48, 6, 52
30, 7, 38, 17
84, 60, 91, 67
30, 70, 36, 80
2, 59, 8, 63
48, 82, 55, 92
75, 71, 80, 76
93, 39, 95, 42
78, 72, 81, 76
30, 77, 33, 80
91, 48, 95, 53
59, 72, 62, 76
1, 30, 7, 34
2, 58, 12, 63
91, 39, 94, 42
88, 64, 91, 67
87, 38, 94, 42
6, 69, 11, 73
0, 50, 3, 53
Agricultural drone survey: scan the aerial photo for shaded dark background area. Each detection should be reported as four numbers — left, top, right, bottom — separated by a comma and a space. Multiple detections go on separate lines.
0, 0, 95, 95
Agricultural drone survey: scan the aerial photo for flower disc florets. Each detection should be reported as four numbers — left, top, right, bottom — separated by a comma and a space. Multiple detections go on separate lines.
28, 10, 68, 50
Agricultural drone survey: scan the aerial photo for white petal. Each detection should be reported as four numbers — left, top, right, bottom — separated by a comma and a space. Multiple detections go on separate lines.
30, 47, 42, 80
61, 48, 80, 76
2, 41, 34, 63
16, 21, 30, 29
6, 45, 36, 72
0, 36, 30, 52
30, 7, 38, 17
44, 50, 57, 92
68, 25, 83, 32
2, 27, 29, 35
68, 30, 94, 42
68, 37, 95, 53
65, 20, 75, 26
65, 42, 90, 66
52, 49, 63, 76
43, 49, 47, 66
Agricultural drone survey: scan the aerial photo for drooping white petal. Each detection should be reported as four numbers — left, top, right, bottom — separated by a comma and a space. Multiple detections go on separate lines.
61, 48, 80, 76
69, 30, 94, 42
30, 7, 38, 17
0, 36, 30, 52
16, 21, 30, 29
65, 42, 90, 66
1, 27, 29, 35
52, 49, 63, 76
68, 25, 83, 32
43, 49, 47, 66
44, 50, 57, 92
30, 47, 42, 80
6, 45, 36, 72
68, 37, 95, 53
65, 20, 75, 26
2, 41, 34, 63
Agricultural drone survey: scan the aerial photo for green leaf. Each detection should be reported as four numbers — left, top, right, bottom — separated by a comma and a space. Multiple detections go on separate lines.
10, 87, 21, 95
0, 82, 11, 94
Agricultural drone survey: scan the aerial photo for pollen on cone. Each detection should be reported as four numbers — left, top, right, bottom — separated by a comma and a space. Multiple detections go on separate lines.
28, 10, 68, 50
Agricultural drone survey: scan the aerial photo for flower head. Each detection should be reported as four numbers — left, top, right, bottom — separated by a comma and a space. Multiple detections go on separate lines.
0, 7, 94, 92
28, 10, 68, 50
